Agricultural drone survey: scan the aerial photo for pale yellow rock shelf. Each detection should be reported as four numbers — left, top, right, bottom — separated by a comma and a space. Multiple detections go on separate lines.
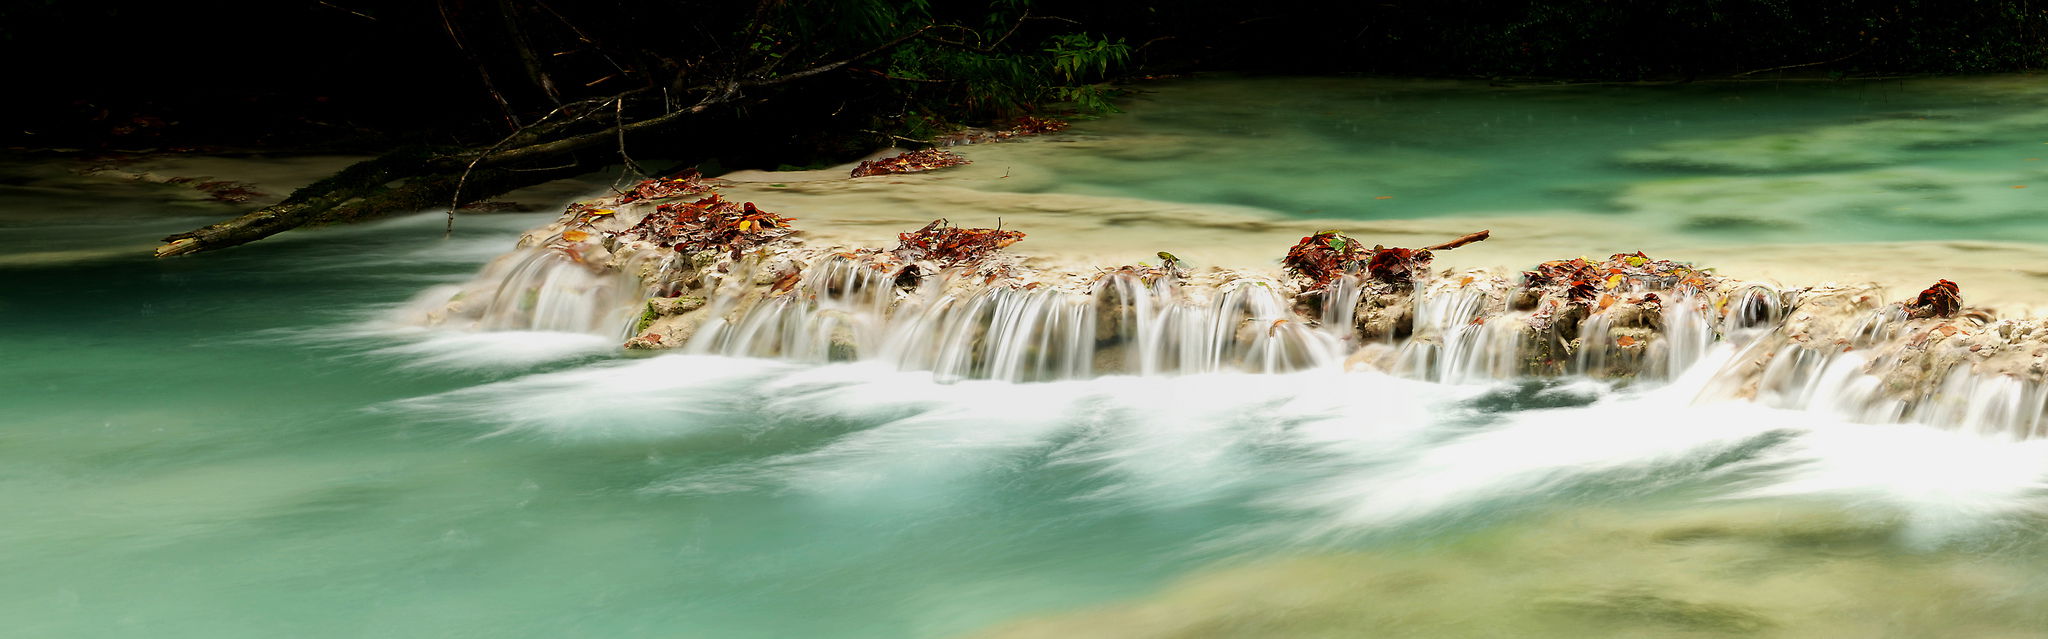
717, 151, 2048, 315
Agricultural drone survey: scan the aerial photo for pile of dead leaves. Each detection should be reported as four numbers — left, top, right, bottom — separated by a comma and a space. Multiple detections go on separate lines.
1365, 246, 1433, 284
618, 170, 714, 204
1283, 230, 1366, 290
1907, 279, 1962, 318
1008, 116, 1070, 135
629, 193, 794, 256
850, 149, 971, 178
893, 219, 1024, 267
1283, 230, 1481, 290
930, 117, 1073, 146
1522, 252, 1716, 307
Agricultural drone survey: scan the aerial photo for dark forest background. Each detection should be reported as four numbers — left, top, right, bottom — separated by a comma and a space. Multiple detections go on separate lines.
7, 0, 2045, 153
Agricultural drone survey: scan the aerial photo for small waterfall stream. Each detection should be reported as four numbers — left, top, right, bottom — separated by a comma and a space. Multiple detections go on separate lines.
410, 243, 2048, 440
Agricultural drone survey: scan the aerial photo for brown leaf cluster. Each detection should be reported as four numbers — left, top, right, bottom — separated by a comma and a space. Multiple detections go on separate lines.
850, 149, 971, 178
618, 169, 714, 204
1365, 246, 1433, 284
1907, 279, 1961, 318
629, 193, 794, 256
893, 219, 1024, 267
1008, 116, 1070, 135
1283, 231, 1365, 290
1522, 252, 1715, 306
929, 117, 1073, 146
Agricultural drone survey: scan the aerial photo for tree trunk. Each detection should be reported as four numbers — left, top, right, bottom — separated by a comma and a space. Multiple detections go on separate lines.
155, 149, 592, 257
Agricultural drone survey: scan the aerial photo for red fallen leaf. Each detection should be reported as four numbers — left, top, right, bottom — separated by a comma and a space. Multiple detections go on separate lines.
1936, 325, 1959, 336
769, 268, 803, 295
1565, 280, 1600, 306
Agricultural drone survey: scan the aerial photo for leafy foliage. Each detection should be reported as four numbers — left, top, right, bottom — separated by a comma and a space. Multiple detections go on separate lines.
1042, 33, 1132, 112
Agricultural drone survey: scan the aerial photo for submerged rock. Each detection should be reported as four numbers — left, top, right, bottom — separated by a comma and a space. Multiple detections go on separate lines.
961, 505, 2048, 639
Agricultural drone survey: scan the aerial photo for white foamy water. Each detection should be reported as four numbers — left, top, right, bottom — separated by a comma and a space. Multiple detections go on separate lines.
389, 350, 2048, 550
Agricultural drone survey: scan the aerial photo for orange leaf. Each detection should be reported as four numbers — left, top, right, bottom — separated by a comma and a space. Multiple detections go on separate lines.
1374, 196, 1394, 200
1617, 336, 1638, 347
1936, 325, 1959, 336
561, 230, 590, 242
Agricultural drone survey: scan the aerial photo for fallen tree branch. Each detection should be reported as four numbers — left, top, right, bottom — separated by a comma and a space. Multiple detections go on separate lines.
446, 94, 622, 236
1733, 46, 1870, 78
155, 22, 942, 257
157, 150, 597, 257
1424, 229, 1490, 251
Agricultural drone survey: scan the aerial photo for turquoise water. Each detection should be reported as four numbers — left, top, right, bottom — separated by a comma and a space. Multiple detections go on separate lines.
9, 76, 2048, 638
1005, 76, 2048, 245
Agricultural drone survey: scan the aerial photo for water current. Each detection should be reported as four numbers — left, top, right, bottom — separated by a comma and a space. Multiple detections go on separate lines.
7, 75, 2048, 637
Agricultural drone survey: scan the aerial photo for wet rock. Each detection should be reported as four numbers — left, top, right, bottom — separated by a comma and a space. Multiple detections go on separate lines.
1353, 291, 1414, 342
649, 295, 707, 316
1532, 589, 1775, 633
827, 323, 859, 362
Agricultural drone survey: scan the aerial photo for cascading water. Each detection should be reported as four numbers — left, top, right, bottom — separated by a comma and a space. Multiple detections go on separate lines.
1697, 286, 2048, 440
406, 189, 2048, 442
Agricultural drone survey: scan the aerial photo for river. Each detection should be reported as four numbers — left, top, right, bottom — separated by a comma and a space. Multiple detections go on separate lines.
5, 75, 2048, 638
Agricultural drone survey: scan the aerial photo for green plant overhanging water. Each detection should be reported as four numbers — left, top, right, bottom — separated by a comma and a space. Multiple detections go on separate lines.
857, 3, 1133, 124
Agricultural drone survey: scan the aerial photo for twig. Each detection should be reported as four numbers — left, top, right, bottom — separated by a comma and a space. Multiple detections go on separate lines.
446, 96, 614, 236
1423, 230, 1490, 252
315, 1, 377, 21
611, 96, 646, 191
530, 0, 633, 77
1733, 46, 1871, 78
437, 0, 521, 130
741, 25, 935, 87
857, 129, 929, 144
468, 27, 933, 172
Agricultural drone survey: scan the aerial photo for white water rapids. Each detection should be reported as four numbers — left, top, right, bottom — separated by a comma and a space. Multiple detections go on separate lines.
400, 243, 2048, 439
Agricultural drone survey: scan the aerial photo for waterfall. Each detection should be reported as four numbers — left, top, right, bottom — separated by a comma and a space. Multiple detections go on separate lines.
408, 232, 2048, 439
